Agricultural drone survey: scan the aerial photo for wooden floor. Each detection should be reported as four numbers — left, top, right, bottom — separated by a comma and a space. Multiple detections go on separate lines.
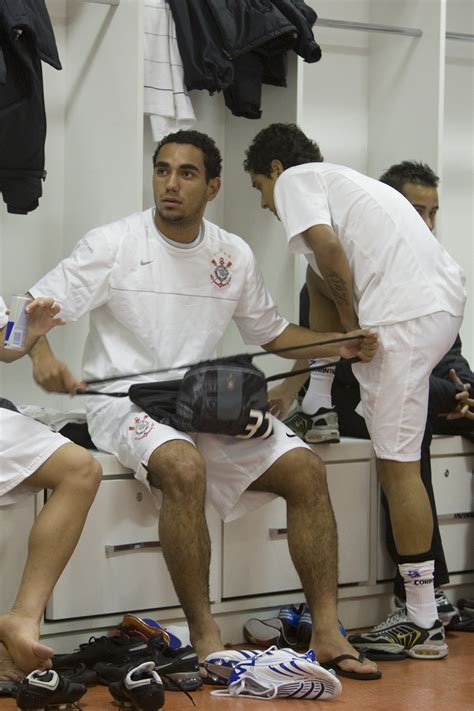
1, 630, 473, 711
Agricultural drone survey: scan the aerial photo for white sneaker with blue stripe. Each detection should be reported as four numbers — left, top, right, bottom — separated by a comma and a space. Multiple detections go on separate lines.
203, 649, 261, 684
210, 646, 342, 700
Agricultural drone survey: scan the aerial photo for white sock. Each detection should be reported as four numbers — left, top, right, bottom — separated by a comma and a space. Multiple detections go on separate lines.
399, 560, 438, 628
302, 358, 339, 413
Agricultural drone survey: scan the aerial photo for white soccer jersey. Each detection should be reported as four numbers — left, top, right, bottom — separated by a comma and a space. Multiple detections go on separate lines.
274, 164, 466, 328
30, 209, 288, 391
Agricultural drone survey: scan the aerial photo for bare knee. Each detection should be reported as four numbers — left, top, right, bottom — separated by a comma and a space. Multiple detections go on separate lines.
148, 441, 206, 501
60, 447, 102, 499
260, 449, 329, 503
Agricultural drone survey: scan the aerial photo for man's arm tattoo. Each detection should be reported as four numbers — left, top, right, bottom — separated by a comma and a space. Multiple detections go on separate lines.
327, 271, 349, 305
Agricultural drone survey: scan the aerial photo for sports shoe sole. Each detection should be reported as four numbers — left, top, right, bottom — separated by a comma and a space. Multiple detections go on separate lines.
304, 429, 340, 444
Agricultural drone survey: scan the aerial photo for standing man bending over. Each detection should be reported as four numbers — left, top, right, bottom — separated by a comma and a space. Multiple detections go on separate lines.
244, 124, 466, 660
0, 297, 101, 680
28, 130, 379, 680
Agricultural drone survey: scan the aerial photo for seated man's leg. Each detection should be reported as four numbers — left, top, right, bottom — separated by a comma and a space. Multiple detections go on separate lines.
247, 444, 378, 678
88, 399, 224, 662
146, 440, 223, 661
0, 415, 101, 678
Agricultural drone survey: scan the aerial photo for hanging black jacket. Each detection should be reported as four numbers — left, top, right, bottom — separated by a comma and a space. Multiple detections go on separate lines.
168, 0, 321, 119
0, 0, 61, 214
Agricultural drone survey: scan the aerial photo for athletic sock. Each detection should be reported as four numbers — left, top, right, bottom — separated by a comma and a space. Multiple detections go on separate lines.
302, 358, 339, 412
399, 560, 438, 628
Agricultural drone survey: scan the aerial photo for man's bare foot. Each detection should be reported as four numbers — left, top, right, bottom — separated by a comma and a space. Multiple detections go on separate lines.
312, 631, 379, 678
0, 642, 23, 681
0, 613, 53, 674
191, 630, 225, 678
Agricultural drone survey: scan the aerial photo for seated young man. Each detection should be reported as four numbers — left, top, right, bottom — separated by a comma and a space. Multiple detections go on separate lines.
0, 296, 102, 680
244, 124, 466, 660
27, 130, 380, 680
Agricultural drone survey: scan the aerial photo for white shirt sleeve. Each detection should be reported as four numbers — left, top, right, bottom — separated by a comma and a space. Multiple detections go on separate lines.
274, 168, 333, 253
0, 297, 7, 329
232, 247, 288, 346
29, 228, 115, 321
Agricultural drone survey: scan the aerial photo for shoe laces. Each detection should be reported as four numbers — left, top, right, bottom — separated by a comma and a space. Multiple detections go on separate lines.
160, 674, 196, 706
372, 609, 409, 630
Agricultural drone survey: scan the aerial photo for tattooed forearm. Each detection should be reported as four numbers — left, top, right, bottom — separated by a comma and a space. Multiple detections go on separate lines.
326, 271, 349, 305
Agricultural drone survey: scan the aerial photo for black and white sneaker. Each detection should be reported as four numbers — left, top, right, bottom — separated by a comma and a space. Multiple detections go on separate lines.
95, 636, 202, 691
108, 662, 164, 711
304, 407, 340, 444
52, 629, 152, 672
395, 588, 460, 627
16, 669, 86, 710
348, 609, 448, 660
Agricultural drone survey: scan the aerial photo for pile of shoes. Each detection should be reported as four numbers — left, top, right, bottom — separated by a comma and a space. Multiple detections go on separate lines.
243, 603, 347, 649
52, 613, 202, 692
203, 645, 342, 700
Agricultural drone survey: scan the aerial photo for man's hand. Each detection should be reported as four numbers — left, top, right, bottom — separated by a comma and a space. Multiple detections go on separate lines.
32, 356, 86, 395
26, 297, 65, 338
267, 384, 297, 419
439, 369, 474, 421
340, 330, 378, 362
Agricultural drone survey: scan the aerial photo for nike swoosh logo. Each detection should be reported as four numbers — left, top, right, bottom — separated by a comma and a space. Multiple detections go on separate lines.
286, 433, 298, 438
140, 259, 153, 266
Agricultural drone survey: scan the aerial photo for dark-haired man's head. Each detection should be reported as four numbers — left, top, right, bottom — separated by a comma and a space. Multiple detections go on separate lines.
380, 160, 439, 231
244, 123, 323, 216
152, 130, 221, 238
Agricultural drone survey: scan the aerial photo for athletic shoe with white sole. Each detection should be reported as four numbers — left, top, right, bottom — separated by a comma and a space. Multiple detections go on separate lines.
210, 646, 341, 701
284, 408, 340, 444
304, 407, 340, 444
16, 669, 86, 710
395, 588, 460, 627
202, 649, 261, 685
348, 609, 448, 659
108, 662, 164, 711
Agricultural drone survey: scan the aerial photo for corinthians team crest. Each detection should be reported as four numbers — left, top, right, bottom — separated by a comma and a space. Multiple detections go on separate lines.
210, 253, 232, 288
129, 414, 155, 440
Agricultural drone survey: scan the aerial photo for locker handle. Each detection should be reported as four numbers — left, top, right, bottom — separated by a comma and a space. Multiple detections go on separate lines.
105, 541, 161, 555
269, 527, 288, 540
437, 512, 473, 522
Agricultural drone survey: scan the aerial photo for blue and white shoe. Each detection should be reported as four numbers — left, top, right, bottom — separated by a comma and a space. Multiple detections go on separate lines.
211, 646, 342, 700
202, 649, 261, 684
296, 605, 348, 647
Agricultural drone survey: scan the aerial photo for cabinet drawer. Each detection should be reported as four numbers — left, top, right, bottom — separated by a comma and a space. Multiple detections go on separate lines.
431, 455, 473, 515
222, 461, 371, 598
45, 478, 220, 619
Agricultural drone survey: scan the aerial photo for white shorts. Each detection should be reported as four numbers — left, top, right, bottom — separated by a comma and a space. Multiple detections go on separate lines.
87, 397, 311, 522
0, 409, 70, 506
352, 312, 462, 461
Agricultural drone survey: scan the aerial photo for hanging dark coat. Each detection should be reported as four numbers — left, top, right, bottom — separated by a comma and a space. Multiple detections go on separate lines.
168, 0, 321, 119
0, 0, 61, 214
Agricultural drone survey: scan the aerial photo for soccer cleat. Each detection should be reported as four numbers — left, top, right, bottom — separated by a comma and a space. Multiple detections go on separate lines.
304, 407, 340, 444
348, 609, 448, 660
395, 588, 460, 627
15, 669, 86, 710
202, 649, 261, 685
94, 636, 202, 691
108, 662, 164, 711
210, 646, 341, 701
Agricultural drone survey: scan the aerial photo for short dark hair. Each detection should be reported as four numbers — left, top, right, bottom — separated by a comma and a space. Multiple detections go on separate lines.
243, 123, 324, 177
379, 160, 439, 194
153, 130, 222, 182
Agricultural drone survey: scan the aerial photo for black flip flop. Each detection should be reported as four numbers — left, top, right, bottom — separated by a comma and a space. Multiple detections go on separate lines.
320, 652, 382, 680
